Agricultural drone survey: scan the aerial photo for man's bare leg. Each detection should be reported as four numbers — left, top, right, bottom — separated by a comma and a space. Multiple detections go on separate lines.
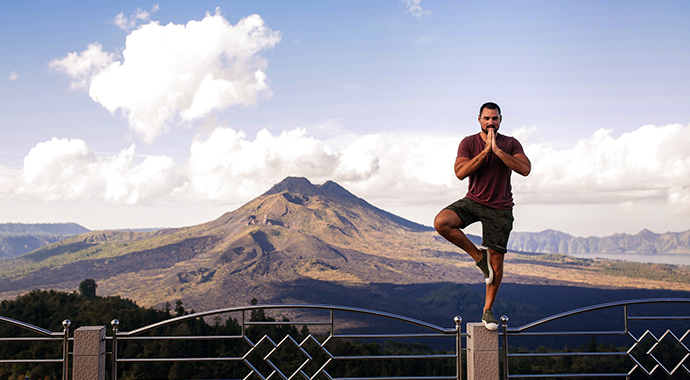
433, 210, 482, 261
436, 210, 505, 322
484, 249, 504, 311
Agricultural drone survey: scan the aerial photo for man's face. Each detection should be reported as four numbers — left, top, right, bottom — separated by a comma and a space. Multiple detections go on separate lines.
479, 108, 502, 135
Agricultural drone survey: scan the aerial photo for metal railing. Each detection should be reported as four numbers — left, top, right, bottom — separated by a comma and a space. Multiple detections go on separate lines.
500, 298, 690, 379
109, 304, 465, 380
0, 316, 71, 380
5, 298, 690, 379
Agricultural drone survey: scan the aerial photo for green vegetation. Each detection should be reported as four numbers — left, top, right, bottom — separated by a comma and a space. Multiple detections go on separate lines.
78, 279, 97, 298
0, 230, 192, 279
598, 261, 690, 284
0, 287, 456, 380
534, 253, 595, 265
0, 287, 168, 380
529, 253, 690, 284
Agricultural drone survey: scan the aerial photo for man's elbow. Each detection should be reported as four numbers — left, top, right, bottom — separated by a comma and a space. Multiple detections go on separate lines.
519, 166, 531, 177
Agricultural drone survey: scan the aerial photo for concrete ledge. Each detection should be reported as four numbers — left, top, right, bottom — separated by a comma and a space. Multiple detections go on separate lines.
467, 322, 498, 380
467, 322, 498, 351
74, 326, 105, 356
73, 326, 106, 380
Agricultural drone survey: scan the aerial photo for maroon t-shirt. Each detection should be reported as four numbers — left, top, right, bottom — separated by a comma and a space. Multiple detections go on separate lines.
457, 132, 525, 209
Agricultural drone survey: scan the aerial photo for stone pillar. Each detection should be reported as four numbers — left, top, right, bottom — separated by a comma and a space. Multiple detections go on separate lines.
73, 326, 106, 380
466, 322, 499, 380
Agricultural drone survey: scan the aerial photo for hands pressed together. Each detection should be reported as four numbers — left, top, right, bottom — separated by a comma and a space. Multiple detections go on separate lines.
483, 128, 500, 155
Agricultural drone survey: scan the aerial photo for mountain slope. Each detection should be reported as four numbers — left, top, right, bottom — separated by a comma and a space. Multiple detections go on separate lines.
0, 177, 471, 310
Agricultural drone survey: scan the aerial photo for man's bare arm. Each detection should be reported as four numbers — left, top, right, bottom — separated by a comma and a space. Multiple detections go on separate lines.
493, 151, 531, 176
455, 130, 495, 179
454, 149, 490, 180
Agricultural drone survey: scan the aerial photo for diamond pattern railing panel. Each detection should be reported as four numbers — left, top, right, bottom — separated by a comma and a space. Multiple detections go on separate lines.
106, 304, 461, 380
503, 299, 690, 379
240, 332, 346, 380
647, 330, 690, 376
626, 329, 690, 376
265, 335, 312, 380
243, 335, 278, 380
300, 334, 334, 380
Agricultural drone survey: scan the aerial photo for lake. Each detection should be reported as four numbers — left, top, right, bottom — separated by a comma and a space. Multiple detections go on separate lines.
567, 252, 690, 266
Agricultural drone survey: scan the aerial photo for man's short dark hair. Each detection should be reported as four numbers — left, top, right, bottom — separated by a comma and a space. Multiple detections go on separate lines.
479, 102, 501, 116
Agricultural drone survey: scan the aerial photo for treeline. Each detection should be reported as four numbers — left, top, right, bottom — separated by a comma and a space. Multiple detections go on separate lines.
0, 285, 171, 380
0, 285, 455, 380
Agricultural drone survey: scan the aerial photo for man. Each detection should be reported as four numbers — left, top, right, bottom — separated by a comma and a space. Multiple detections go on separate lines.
434, 102, 531, 330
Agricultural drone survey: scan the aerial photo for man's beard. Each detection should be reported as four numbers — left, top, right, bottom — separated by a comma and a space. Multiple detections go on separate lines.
482, 126, 497, 134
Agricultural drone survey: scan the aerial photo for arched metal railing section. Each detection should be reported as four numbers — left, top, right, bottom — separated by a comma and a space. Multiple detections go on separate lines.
499, 298, 690, 379
0, 316, 71, 380
108, 304, 465, 380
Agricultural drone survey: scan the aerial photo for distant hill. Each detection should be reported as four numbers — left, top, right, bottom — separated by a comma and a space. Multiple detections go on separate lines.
0, 223, 90, 259
509, 229, 690, 254
0, 222, 89, 236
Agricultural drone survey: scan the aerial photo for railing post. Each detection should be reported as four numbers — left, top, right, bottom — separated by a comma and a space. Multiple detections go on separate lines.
62, 320, 71, 380
455, 316, 463, 380
466, 322, 499, 380
111, 320, 119, 380
73, 326, 106, 380
500, 316, 509, 380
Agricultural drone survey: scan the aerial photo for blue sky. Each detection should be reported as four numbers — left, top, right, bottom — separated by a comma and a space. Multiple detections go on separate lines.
1, 0, 689, 237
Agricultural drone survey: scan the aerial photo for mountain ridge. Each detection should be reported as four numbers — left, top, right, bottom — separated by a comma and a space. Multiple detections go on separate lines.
509, 228, 690, 254
0, 222, 90, 259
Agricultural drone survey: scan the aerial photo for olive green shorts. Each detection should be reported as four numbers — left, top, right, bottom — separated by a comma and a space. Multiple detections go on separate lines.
443, 198, 513, 254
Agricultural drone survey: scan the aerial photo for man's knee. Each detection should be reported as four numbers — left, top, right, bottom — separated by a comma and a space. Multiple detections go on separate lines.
434, 210, 462, 233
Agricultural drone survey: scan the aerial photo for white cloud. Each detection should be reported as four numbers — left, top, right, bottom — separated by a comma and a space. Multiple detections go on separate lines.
508, 125, 538, 144
180, 127, 461, 207
0, 165, 20, 197
51, 10, 281, 143
113, 6, 159, 31
183, 127, 340, 200
514, 124, 690, 213
3, 123, 690, 220
8, 71, 18, 81
15, 138, 180, 204
49, 43, 116, 90
0, 127, 458, 209
402, 0, 431, 19
667, 186, 690, 214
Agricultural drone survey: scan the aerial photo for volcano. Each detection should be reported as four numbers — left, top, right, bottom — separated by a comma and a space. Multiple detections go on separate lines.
0, 177, 479, 313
